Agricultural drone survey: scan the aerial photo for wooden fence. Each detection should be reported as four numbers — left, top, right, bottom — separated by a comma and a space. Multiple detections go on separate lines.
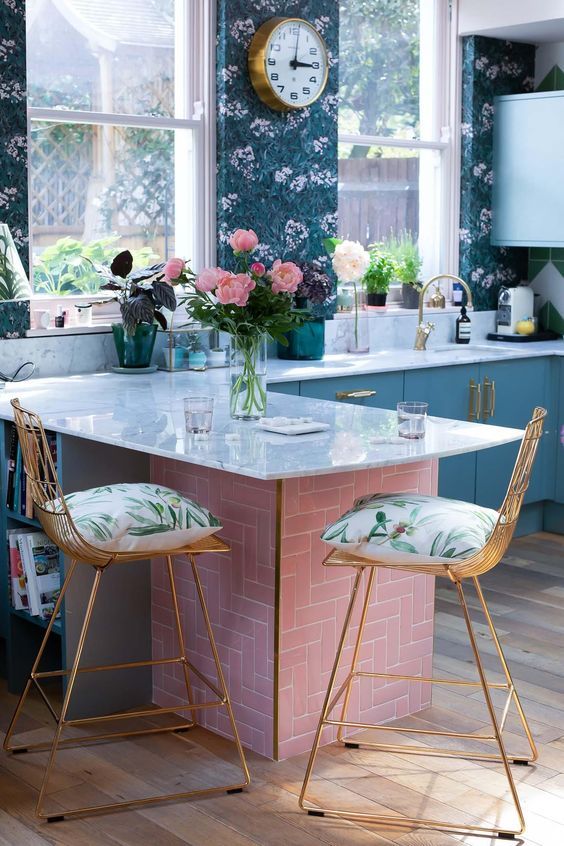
338, 156, 419, 244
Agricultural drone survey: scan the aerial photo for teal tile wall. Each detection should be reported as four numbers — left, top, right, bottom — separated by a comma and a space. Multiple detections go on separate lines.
0, 0, 28, 274
459, 36, 535, 310
216, 2, 338, 317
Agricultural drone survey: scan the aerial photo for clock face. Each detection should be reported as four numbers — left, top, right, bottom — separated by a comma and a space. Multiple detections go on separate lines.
250, 18, 328, 110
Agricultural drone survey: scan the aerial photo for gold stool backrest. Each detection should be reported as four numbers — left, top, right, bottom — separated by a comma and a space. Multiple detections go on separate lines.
450, 405, 547, 579
11, 398, 111, 565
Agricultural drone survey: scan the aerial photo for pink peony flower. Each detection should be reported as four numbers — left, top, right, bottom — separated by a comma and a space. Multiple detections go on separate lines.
196, 266, 225, 292
269, 259, 303, 294
163, 257, 185, 282
215, 272, 256, 307
229, 228, 259, 253
250, 261, 266, 277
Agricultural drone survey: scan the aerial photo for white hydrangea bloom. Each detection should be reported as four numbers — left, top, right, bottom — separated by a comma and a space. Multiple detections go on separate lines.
332, 240, 370, 283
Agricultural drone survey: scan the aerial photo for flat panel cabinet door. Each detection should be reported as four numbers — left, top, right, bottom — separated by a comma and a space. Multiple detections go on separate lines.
300, 371, 404, 409
404, 365, 477, 503
556, 359, 564, 504
267, 381, 300, 396
476, 359, 551, 508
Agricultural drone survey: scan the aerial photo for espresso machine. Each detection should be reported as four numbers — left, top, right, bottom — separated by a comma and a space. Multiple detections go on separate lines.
496, 284, 534, 335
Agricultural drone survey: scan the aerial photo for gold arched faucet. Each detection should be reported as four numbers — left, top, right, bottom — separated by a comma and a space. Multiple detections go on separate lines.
414, 274, 474, 350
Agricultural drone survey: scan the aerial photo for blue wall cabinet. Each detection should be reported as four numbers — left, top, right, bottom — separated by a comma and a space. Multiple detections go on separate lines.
404, 365, 478, 503
475, 358, 554, 508
299, 371, 404, 409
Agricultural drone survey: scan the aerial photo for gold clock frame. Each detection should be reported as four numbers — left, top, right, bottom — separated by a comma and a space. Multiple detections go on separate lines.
248, 17, 329, 112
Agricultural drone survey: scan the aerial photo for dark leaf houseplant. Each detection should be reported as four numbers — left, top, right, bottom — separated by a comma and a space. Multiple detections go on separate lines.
277, 262, 333, 361
91, 250, 180, 368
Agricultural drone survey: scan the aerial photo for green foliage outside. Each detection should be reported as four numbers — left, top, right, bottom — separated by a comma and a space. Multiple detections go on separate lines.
33, 237, 159, 296
339, 0, 419, 157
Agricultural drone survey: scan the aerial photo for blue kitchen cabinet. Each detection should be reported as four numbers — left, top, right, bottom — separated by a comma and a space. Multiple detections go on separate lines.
556, 359, 564, 504
268, 381, 300, 395
475, 358, 554, 509
299, 371, 404, 409
404, 365, 478, 503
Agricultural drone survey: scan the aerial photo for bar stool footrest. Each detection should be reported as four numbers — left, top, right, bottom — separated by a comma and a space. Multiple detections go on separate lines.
344, 742, 360, 749
307, 810, 325, 817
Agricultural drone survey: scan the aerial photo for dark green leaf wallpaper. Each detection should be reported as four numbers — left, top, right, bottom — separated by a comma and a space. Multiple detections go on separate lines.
459, 36, 535, 311
0, 0, 28, 275
216, 0, 338, 316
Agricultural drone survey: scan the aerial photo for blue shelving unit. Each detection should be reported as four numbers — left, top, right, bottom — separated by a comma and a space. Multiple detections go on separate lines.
0, 420, 65, 692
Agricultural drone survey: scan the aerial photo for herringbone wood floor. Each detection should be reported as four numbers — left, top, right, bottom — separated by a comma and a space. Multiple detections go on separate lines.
1, 532, 563, 845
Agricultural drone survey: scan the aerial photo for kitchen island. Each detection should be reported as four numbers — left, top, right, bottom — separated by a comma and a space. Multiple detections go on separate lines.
0, 369, 524, 760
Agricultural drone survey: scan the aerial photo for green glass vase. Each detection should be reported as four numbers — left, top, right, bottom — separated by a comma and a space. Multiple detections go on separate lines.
277, 319, 325, 361
112, 323, 157, 368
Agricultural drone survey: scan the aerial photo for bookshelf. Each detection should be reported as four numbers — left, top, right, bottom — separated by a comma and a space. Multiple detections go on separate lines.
0, 418, 153, 717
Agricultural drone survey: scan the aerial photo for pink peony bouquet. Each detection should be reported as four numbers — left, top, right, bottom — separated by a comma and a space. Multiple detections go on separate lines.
179, 228, 306, 346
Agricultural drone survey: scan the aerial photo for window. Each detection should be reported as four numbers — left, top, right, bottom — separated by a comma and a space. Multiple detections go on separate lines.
338, 0, 454, 280
26, 0, 211, 297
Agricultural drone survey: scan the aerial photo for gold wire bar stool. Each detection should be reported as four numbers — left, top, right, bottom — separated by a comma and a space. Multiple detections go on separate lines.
3, 399, 250, 821
299, 407, 546, 840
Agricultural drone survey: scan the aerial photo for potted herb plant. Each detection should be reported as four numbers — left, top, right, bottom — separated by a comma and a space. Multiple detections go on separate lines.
91, 250, 181, 369
277, 261, 333, 361
384, 231, 423, 309
364, 250, 396, 309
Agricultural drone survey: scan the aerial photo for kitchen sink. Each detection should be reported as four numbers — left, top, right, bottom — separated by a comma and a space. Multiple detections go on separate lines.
428, 344, 515, 356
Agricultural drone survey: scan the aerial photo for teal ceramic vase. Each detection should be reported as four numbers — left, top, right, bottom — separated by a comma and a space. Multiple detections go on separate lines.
277, 318, 325, 361
112, 323, 157, 368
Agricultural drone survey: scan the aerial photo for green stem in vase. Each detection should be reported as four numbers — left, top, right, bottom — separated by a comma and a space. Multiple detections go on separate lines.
230, 335, 267, 418
353, 282, 359, 349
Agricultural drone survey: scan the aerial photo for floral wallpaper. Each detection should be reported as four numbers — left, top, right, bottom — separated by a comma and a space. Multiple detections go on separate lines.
459, 36, 535, 311
0, 0, 28, 275
216, 1, 338, 316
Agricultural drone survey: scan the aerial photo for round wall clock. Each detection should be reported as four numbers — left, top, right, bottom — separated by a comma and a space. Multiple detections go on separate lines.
248, 17, 329, 111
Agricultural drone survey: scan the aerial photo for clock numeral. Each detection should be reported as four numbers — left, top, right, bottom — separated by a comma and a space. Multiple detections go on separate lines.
303, 87, 311, 95
290, 92, 298, 101
312, 61, 320, 69
277, 85, 285, 93
291, 26, 300, 34
309, 76, 317, 83
309, 48, 318, 55
270, 73, 279, 81
267, 58, 276, 66
272, 43, 281, 51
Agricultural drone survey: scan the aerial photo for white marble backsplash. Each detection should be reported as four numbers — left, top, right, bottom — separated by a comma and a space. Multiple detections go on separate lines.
0, 310, 498, 380
324, 310, 497, 354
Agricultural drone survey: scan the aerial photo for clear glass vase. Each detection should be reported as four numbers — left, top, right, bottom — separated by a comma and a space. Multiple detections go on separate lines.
229, 334, 268, 420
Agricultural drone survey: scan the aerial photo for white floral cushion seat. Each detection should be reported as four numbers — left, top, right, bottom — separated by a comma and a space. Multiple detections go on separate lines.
49, 483, 221, 554
321, 493, 501, 565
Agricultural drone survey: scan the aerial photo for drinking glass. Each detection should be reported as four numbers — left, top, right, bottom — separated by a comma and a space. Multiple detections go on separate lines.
184, 396, 214, 434
397, 401, 428, 439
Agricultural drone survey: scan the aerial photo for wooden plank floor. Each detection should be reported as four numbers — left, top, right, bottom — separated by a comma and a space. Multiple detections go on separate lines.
1, 532, 564, 845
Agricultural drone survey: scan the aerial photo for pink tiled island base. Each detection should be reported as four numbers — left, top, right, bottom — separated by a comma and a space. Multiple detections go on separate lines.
151, 458, 437, 760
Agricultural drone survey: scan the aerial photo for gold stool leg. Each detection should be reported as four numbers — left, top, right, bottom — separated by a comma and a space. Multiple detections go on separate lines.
3, 558, 79, 754
189, 554, 250, 790
299, 567, 365, 813
37, 566, 103, 821
166, 555, 197, 730
299, 570, 527, 838
337, 567, 376, 744
456, 578, 526, 836
473, 576, 538, 763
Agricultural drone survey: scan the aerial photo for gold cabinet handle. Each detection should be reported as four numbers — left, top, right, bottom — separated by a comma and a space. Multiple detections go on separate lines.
335, 389, 377, 400
482, 377, 496, 421
468, 379, 481, 421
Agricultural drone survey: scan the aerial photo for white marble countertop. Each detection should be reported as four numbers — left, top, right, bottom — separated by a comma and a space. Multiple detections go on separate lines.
0, 370, 524, 480
267, 340, 564, 383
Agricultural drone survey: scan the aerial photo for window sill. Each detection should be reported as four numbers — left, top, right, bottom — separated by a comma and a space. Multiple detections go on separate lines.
26, 324, 114, 338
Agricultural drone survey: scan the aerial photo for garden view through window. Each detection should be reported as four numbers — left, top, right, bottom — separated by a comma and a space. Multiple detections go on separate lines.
26, 0, 196, 296
338, 0, 449, 279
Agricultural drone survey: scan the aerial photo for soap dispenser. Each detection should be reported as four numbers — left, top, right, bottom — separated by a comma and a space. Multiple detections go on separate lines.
455, 305, 471, 344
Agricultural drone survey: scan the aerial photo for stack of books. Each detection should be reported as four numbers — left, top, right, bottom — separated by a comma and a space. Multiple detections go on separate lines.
7, 528, 61, 620
5, 423, 57, 519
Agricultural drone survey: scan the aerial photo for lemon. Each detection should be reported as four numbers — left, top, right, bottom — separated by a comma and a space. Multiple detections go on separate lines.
515, 319, 535, 336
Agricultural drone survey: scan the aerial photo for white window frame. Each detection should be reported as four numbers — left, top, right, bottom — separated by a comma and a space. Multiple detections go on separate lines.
26, 0, 215, 303
338, 0, 460, 292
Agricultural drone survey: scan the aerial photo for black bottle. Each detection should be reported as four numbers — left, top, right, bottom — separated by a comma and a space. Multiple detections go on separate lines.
455, 305, 471, 344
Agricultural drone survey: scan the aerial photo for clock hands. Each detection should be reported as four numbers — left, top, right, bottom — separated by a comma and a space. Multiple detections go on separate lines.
290, 59, 316, 69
